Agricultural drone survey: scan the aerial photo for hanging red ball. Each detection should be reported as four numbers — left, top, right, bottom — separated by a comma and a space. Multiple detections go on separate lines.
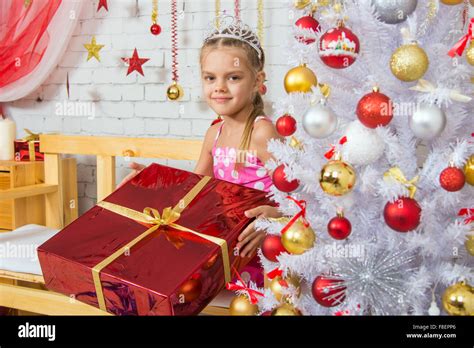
295, 15, 321, 44
383, 197, 422, 232
327, 215, 352, 240
259, 84, 267, 95
356, 88, 393, 128
319, 26, 360, 69
439, 166, 465, 192
272, 164, 300, 192
312, 275, 346, 307
150, 23, 162, 35
276, 114, 297, 136
261, 235, 286, 262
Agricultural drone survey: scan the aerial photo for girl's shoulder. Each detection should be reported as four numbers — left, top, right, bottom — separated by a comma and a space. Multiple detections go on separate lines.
252, 115, 283, 144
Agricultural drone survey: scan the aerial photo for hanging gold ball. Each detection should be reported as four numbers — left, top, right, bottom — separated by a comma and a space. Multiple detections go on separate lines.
281, 219, 316, 254
320, 159, 357, 196
269, 274, 301, 302
294, 0, 311, 9
464, 155, 474, 186
440, 0, 464, 4
442, 281, 474, 316
284, 64, 318, 94
390, 43, 429, 82
229, 295, 258, 316
465, 235, 474, 257
271, 303, 302, 316
167, 82, 184, 101
466, 42, 474, 67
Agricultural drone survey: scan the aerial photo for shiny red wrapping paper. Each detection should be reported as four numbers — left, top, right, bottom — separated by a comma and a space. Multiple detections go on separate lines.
14, 140, 44, 161
37, 163, 276, 315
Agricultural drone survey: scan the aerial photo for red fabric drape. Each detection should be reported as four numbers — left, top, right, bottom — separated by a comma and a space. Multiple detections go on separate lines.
0, 0, 62, 88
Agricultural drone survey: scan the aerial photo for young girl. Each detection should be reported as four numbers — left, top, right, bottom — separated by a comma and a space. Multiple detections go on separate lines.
119, 17, 283, 282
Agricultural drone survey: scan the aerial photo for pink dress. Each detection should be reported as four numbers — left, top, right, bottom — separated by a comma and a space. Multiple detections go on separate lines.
212, 115, 274, 287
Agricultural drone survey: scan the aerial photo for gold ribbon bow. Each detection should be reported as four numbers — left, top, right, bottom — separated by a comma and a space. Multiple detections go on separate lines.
383, 167, 419, 199
92, 176, 231, 313
21, 128, 40, 161
409, 79, 472, 103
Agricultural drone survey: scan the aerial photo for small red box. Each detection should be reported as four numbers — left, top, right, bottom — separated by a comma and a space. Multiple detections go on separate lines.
38, 163, 276, 315
14, 140, 44, 161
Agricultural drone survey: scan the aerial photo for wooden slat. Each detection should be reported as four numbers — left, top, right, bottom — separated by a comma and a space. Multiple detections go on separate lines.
97, 155, 115, 201
0, 184, 58, 201
0, 283, 110, 316
40, 134, 203, 160
62, 158, 79, 225
44, 154, 63, 229
0, 270, 44, 284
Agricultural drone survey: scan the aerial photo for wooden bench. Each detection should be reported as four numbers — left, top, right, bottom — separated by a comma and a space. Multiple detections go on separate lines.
0, 134, 234, 316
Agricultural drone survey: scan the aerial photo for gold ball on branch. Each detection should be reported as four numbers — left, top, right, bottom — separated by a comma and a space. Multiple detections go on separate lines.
442, 281, 474, 316
440, 0, 464, 4
466, 235, 474, 256
271, 303, 302, 316
294, 0, 311, 9
281, 219, 316, 254
467, 42, 474, 67
167, 82, 184, 101
229, 295, 258, 316
390, 43, 429, 82
320, 159, 357, 196
269, 274, 301, 302
464, 155, 474, 186
284, 64, 318, 94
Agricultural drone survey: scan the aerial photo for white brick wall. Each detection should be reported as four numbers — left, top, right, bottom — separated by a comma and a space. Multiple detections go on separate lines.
6, 0, 293, 215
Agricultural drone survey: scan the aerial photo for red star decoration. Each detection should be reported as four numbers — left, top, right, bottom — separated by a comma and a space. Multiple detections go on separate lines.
122, 48, 150, 76
97, 0, 108, 12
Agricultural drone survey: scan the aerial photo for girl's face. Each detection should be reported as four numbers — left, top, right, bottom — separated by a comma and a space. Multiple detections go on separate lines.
201, 46, 263, 117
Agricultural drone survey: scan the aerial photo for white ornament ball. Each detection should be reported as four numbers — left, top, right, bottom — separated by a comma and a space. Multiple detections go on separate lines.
409, 104, 446, 141
302, 102, 338, 139
341, 121, 385, 165
372, 0, 418, 24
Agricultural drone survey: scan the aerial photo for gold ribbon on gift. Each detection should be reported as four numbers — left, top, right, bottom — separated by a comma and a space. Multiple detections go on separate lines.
21, 128, 40, 161
91, 175, 231, 313
383, 167, 419, 199
409, 79, 472, 103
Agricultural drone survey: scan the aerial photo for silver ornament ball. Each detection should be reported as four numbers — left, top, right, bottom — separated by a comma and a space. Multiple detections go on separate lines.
302, 102, 338, 139
409, 104, 446, 141
372, 0, 418, 24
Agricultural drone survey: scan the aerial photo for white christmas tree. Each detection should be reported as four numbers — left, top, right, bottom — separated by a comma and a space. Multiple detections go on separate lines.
252, 0, 473, 316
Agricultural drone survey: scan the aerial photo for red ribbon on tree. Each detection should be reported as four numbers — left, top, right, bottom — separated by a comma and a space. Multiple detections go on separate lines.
280, 195, 310, 236
266, 267, 289, 287
448, 18, 474, 58
324, 136, 347, 159
458, 208, 474, 224
226, 267, 264, 304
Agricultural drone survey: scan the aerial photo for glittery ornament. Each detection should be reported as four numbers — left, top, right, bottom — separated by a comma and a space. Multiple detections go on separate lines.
390, 43, 429, 82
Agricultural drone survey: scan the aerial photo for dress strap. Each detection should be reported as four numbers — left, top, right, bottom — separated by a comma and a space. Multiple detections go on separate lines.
254, 115, 272, 123
213, 121, 225, 149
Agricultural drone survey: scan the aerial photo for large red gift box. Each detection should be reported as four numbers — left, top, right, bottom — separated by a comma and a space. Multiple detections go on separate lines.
38, 163, 276, 315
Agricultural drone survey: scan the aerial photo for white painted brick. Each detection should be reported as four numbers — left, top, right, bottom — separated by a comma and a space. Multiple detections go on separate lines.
97, 102, 134, 118
169, 119, 191, 136
95, 0, 134, 19
68, 68, 93, 84
192, 119, 213, 137
145, 85, 167, 101
122, 85, 144, 101
144, 119, 169, 135
81, 85, 122, 101
62, 117, 82, 134
123, 118, 145, 135
135, 101, 184, 118
77, 164, 94, 183
180, 101, 215, 119
93, 68, 137, 84
43, 116, 62, 132
77, 182, 86, 198
78, 1, 95, 20
85, 183, 97, 198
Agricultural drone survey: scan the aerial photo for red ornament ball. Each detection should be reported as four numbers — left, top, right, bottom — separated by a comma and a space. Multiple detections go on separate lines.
272, 164, 300, 192
150, 23, 162, 35
260, 310, 272, 316
259, 84, 267, 95
312, 275, 346, 307
356, 89, 393, 128
261, 234, 286, 262
276, 114, 297, 136
439, 167, 465, 192
327, 215, 352, 240
295, 15, 321, 44
319, 26, 360, 69
383, 197, 422, 232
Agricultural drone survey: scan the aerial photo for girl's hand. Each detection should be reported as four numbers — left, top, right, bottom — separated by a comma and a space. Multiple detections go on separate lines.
237, 205, 283, 257
116, 162, 146, 190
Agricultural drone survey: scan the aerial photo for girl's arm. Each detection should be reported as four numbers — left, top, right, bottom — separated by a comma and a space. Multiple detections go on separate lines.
193, 124, 218, 177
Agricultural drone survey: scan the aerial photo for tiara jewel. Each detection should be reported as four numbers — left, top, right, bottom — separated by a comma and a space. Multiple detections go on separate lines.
204, 15, 263, 60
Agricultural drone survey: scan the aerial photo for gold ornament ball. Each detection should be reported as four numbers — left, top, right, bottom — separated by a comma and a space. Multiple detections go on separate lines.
229, 295, 258, 316
465, 235, 474, 257
320, 159, 357, 196
464, 155, 474, 186
281, 219, 315, 255
467, 42, 474, 67
442, 281, 474, 316
271, 303, 302, 316
284, 64, 318, 94
269, 275, 301, 302
390, 44, 429, 82
294, 0, 311, 9
440, 0, 464, 4
167, 83, 184, 101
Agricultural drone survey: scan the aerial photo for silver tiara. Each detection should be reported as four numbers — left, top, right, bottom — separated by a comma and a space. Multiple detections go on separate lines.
204, 15, 263, 60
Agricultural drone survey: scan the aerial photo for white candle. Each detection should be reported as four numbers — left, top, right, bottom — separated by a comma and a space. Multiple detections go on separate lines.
0, 117, 16, 161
